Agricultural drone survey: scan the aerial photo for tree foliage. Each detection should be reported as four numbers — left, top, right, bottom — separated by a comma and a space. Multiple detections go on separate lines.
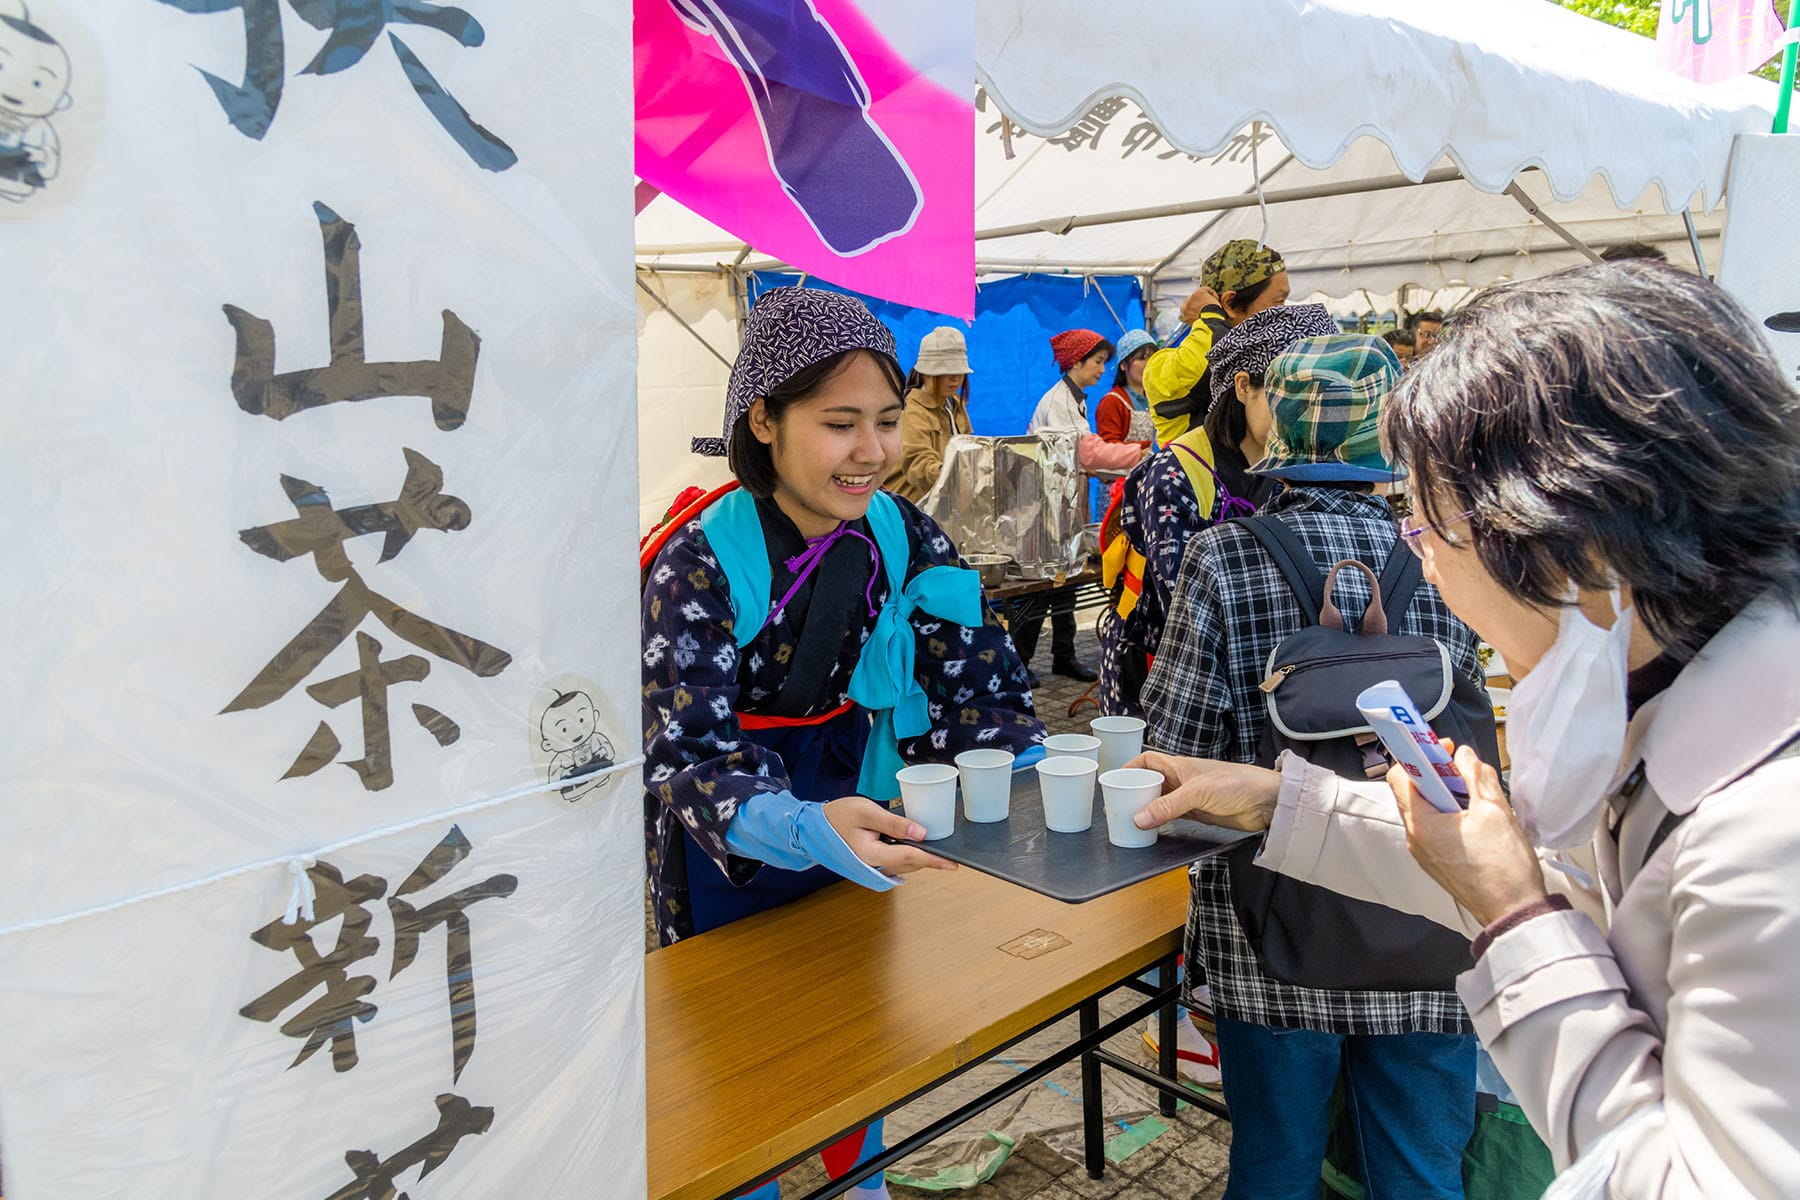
1552, 0, 1794, 83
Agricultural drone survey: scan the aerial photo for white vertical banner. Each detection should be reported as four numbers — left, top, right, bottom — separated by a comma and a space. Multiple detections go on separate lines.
1718, 133, 1800, 389
0, 1, 644, 1196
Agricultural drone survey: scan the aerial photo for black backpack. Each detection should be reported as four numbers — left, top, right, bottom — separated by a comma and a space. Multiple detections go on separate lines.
1222, 516, 1500, 993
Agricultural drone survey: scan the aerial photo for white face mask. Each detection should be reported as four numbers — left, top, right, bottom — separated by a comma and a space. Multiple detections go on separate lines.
1506, 590, 1634, 851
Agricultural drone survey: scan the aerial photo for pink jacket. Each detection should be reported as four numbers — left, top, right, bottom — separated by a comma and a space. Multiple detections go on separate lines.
1257, 594, 1800, 1196
1027, 379, 1145, 472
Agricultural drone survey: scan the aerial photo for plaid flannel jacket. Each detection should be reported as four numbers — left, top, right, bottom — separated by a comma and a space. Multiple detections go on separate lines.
1144, 485, 1482, 1035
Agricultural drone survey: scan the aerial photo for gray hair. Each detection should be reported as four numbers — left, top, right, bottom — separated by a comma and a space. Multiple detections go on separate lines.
1383, 260, 1800, 660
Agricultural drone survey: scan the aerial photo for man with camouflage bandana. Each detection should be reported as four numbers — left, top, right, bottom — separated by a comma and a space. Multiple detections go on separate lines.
1146, 239, 1294, 445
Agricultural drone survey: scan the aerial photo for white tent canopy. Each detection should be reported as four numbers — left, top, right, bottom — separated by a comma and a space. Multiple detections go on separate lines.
637, 0, 1777, 304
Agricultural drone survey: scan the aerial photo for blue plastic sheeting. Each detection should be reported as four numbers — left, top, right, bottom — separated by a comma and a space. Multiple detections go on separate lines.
747, 272, 1146, 440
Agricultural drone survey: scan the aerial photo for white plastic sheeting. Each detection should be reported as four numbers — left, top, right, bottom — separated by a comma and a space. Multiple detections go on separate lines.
1718, 135, 1800, 388
0, 2, 644, 1197
636, 273, 739, 534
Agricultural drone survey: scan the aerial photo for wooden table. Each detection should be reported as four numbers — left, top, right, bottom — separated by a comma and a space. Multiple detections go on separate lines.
646, 864, 1194, 1200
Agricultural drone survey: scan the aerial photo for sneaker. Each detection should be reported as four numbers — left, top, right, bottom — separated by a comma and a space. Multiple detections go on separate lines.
1142, 1018, 1222, 1089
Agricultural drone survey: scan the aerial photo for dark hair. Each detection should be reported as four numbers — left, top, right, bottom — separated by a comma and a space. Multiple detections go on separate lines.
1384, 260, 1800, 660
903, 368, 969, 399
1110, 344, 1155, 390
1381, 329, 1416, 351
1599, 241, 1669, 263
728, 349, 906, 499
1223, 276, 1279, 318
547, 690, 590, 711
1407, 309, 1444, 333
1203, 367, 1265, 451
1068, 339, 1115, 372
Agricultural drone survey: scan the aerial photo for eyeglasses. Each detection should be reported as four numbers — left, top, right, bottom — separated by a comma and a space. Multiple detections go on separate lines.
1398, 510, 1475, 558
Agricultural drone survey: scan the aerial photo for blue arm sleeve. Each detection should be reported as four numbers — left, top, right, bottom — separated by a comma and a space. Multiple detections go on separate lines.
722, 790, 899, 892
1013, 745, 1047, 772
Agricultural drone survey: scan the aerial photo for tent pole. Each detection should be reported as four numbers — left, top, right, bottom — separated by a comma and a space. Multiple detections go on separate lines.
1775, 0, 1798, 134
1503, 182, 1602, 262
634, 263, 729, 274
634, 275, 735, 370
979, 166, 1465, 242
1681, 211, 1711, 279
1151, 152, 1298, 278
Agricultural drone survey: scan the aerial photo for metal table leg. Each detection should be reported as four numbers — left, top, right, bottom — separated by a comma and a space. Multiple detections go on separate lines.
1080, 998, 1105, 1180
1157, 956, 1178, 1118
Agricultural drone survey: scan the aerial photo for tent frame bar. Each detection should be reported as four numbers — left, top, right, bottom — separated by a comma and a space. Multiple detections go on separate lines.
1502, 182, 1601, 262
975, 166, 1467, 242
1150, 151, 1298, 276
1681, 210, 1710, 278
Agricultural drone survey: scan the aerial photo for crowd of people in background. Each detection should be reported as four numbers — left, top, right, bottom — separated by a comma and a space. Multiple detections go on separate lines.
643, 235, 1800, 1199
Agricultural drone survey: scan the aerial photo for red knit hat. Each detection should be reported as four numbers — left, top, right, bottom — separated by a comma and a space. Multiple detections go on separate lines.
1050, 328, 1106, 370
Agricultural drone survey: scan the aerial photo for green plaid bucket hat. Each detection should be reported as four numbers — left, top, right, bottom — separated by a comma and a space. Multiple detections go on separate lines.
1251, 334, 1405, 483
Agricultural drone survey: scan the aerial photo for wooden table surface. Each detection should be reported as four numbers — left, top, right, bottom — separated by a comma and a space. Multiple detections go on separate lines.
645, 865, 1191, 1200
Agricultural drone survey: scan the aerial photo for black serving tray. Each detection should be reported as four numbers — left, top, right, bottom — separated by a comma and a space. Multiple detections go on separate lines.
903, 770, 1257, 903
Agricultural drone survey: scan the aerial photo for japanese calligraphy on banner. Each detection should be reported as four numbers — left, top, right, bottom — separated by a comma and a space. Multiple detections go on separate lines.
0, 1, 644, 1196
1718, 133, 1800, 389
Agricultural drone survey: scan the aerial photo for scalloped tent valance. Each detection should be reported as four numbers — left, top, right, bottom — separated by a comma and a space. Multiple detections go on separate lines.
977, 0, 1773, 214
637, 0, 1777, 303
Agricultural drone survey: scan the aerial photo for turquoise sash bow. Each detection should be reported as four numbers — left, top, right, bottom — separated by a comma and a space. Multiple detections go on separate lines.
700, 489, 983, 801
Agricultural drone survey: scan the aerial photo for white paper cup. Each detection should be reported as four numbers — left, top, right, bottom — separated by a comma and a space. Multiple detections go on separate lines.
897, 763, 959, 841
1043, 732, 1101, 763
955, 748, 1015, 823
1035, 756, 1099, 832
1090, 715, 1147, 775
1099, 767, 1163, 848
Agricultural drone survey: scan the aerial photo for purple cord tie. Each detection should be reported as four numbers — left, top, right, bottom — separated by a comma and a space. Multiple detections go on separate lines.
768, 522, 882, 627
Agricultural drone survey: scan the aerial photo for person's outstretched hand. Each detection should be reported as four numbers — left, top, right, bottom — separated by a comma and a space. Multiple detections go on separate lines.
824, 796, 957, 875
1128, 752, 1283, 832
1390, 743, 1546, 926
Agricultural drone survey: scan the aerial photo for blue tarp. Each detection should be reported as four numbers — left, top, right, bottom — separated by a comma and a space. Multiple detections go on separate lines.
746, 272, 1146, 439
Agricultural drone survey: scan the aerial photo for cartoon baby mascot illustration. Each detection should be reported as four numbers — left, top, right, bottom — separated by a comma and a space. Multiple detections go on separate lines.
540, 689, 617, 802
0, 3, 73, 204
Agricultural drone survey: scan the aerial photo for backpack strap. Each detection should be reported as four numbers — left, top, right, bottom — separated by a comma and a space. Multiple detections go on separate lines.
1230, 516, 1325, 624
1378, 539, 1425, 621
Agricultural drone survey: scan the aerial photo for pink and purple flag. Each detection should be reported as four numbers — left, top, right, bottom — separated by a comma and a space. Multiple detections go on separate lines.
635, 0, 975, 317
1657, 0, 1791, 84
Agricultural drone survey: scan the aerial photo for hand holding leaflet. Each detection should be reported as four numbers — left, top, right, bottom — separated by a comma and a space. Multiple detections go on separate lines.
1355, 679, 1467, 813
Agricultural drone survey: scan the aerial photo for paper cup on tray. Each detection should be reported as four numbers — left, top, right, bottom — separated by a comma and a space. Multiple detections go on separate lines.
1035, 755, 1098, 832
955, 748, 1014, 823
897, 763, 958, 841
1090, 715, 1147, 775
1043, 732, 1101, 763
1099, 767, 1162, 848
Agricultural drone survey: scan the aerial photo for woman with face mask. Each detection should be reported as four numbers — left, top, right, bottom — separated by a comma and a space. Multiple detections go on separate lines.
1126, 261, 1800, 1197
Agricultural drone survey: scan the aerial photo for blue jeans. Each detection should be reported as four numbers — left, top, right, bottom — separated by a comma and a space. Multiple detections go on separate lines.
1214, 1017, 1474, 1200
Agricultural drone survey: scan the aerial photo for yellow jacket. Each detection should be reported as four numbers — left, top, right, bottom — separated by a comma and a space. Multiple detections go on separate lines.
1145, 306, 1230, 445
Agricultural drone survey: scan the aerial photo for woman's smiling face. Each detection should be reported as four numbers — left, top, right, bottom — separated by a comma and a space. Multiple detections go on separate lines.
749, 351, 902, 537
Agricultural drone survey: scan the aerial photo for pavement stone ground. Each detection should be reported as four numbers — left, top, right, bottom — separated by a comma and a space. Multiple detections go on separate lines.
774, 619, 1239, 1200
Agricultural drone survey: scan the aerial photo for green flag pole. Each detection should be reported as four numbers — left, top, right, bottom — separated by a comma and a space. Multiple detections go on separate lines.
1777, 0, 1800, 133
